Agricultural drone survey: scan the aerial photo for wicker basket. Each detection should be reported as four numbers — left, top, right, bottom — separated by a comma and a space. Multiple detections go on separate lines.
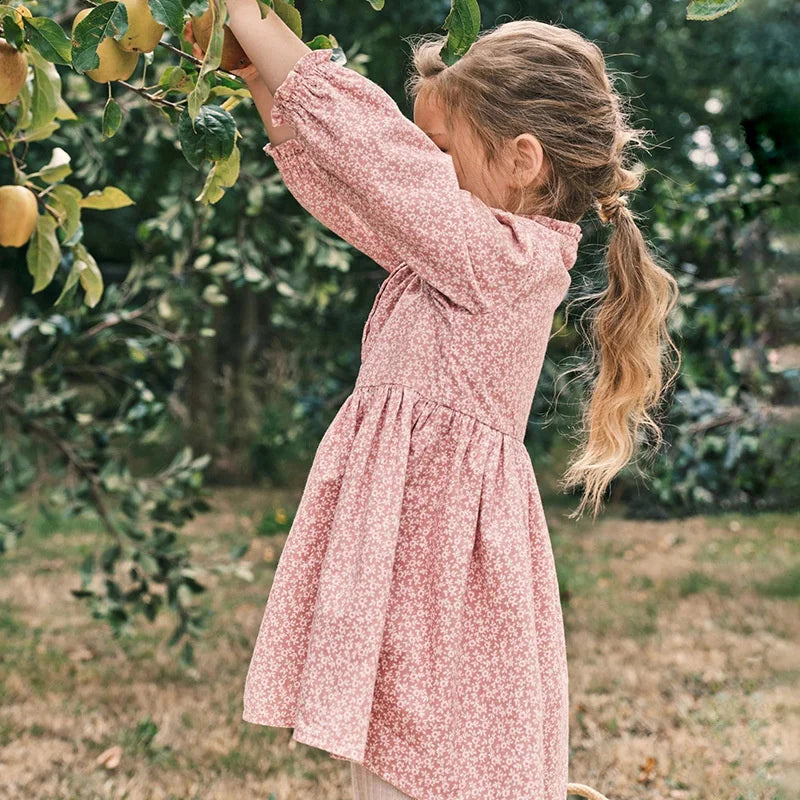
566, 783, 611, 800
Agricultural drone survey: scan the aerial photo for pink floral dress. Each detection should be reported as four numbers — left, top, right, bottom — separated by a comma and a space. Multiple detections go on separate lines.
242, 47, 584, 800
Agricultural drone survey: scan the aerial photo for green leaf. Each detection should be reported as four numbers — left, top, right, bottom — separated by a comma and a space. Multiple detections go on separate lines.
73, 242, 104, 308
146, 0, 185, 35
27, 48, 59, 131
1, 13, 25, 49
686, 0, 743, 21
229, 542, 249, 560
55, 92, 79, 122
271, 0, 302, 37
49, 184, 83, 242
182, 575, 207, 594
208, 85, 251, 99
38, 146, 72, 183
142, 599, 159, 621
105, 578, 122, 602
159, 65, 190, 91
80, 186, 135, 210
305, 34, 335, 50
102, 97, 122, 139
138, 552, 160, 575
439, 0, 480, 66
56, 241, 102, 306
187, 0, 224, 120
126, 338, 148, 362
79, 553, 95, 587
53, 256, 82, 306
71, 2, 129, 74
167, 618, 186, 644
10, 65, 32, 133
187, 72, 212, 122
178, 104, 236, 169
196, 140, 240, 204
27, 214, 61, 294
23, 121, 60, 142
167, 342, 185, 369
23, 16, 73, 66
101, 543, 123, 573
180, 640, 194, 666
202, 283, 228, 305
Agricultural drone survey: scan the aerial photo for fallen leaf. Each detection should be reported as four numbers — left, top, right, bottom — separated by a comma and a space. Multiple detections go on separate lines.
96, 745, 122, 770
637, 755, 656, 784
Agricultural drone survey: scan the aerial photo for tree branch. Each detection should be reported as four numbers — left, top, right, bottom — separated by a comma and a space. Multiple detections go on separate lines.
3, 400, 121, 538
116, 80, 184, 110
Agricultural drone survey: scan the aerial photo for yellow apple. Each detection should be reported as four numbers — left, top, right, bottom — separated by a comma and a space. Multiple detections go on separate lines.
0, 37, 28, 104
72, 8, 140, 83
111, 0, 165, 53
0, 185, 39, 247
13, 5, 32, 24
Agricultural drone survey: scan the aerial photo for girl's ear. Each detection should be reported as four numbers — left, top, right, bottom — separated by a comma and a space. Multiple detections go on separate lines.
512, 133, 547, 188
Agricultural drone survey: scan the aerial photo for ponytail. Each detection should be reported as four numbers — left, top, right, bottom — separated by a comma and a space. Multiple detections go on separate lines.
559, 175, 682, 520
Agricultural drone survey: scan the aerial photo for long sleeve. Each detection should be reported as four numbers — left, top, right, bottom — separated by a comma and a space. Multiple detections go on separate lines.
263, 135, 402, 273
263, 48, 583, 314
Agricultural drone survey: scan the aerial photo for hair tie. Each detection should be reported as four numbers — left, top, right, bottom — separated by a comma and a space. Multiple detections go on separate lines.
596, 193, 628, 224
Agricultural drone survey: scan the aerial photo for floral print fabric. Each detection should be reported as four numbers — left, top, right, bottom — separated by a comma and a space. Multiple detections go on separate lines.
242, 47, 584, 800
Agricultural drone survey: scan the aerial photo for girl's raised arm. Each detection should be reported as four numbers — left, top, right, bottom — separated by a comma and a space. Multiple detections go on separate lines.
245, 74, 402, 272
231, 5, 581, 314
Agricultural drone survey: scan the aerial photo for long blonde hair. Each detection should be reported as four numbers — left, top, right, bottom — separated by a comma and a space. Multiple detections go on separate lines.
404, 20, 681, 520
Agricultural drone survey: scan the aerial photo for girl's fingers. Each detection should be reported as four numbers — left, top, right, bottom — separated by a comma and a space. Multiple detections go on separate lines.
182, 17, 253, 80
232, 65, 258, 80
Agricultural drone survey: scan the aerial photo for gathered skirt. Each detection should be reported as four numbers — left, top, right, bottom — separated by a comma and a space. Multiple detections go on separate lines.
242, 382, 570, 800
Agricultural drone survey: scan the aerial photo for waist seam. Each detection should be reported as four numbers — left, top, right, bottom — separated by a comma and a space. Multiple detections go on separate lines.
352, 381, 523, 443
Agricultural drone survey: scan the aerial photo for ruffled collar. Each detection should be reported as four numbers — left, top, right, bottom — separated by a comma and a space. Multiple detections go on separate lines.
528, 214, 583, 242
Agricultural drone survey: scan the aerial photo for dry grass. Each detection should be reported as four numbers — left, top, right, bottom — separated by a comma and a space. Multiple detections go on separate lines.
0, 487, 797, 800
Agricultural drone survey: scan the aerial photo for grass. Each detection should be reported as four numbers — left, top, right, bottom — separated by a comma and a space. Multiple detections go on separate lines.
754, 564, 800, 598
677, 569, 733, 597
0, 486, 797, 799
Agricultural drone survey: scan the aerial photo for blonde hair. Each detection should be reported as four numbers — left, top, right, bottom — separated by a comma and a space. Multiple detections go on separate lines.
403, 20, 681, 520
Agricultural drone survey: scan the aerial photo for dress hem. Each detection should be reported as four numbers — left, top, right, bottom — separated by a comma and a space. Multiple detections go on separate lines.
242, 709, 435, 799
242, 708, 363, 761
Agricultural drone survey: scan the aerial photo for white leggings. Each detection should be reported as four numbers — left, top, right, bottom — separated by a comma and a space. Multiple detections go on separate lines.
350, 760, 416, 799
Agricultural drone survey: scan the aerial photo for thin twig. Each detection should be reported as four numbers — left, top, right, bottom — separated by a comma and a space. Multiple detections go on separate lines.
0, 115, 22, 179
685, 408, 748, 434
83, 305, 150, 338
3, 399, 120, 538
116, 79, 183, 110
33, 193, 63, 222
125, 317, 182, 341
159, 37, 201, 65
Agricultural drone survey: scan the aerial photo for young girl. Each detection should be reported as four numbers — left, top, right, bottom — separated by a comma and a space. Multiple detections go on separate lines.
209, 3, 680, 799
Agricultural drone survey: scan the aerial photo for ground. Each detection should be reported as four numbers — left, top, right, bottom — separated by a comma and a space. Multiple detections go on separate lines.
0, 486, 797, 800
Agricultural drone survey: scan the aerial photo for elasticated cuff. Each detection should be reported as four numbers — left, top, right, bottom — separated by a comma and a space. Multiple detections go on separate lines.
269, 48, 335, 130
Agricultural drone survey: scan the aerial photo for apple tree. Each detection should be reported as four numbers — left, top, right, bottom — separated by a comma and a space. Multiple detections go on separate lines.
0, 0, 749, 664
0, 0, 486, 665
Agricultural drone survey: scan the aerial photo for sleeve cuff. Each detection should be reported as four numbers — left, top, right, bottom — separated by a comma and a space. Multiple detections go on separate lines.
269, 47, 335, 130
263, 135, 305, 161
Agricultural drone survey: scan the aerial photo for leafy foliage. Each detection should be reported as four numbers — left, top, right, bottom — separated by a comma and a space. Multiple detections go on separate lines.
0, 0, 794, 662
624, 388, 799, 517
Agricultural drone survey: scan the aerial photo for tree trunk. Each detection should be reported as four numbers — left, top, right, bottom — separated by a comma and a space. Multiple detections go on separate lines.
227, 284, 261, 482
185, 308, 220, 467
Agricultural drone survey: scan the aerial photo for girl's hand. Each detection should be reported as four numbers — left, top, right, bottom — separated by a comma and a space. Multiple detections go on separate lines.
183, 19, 261, 82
